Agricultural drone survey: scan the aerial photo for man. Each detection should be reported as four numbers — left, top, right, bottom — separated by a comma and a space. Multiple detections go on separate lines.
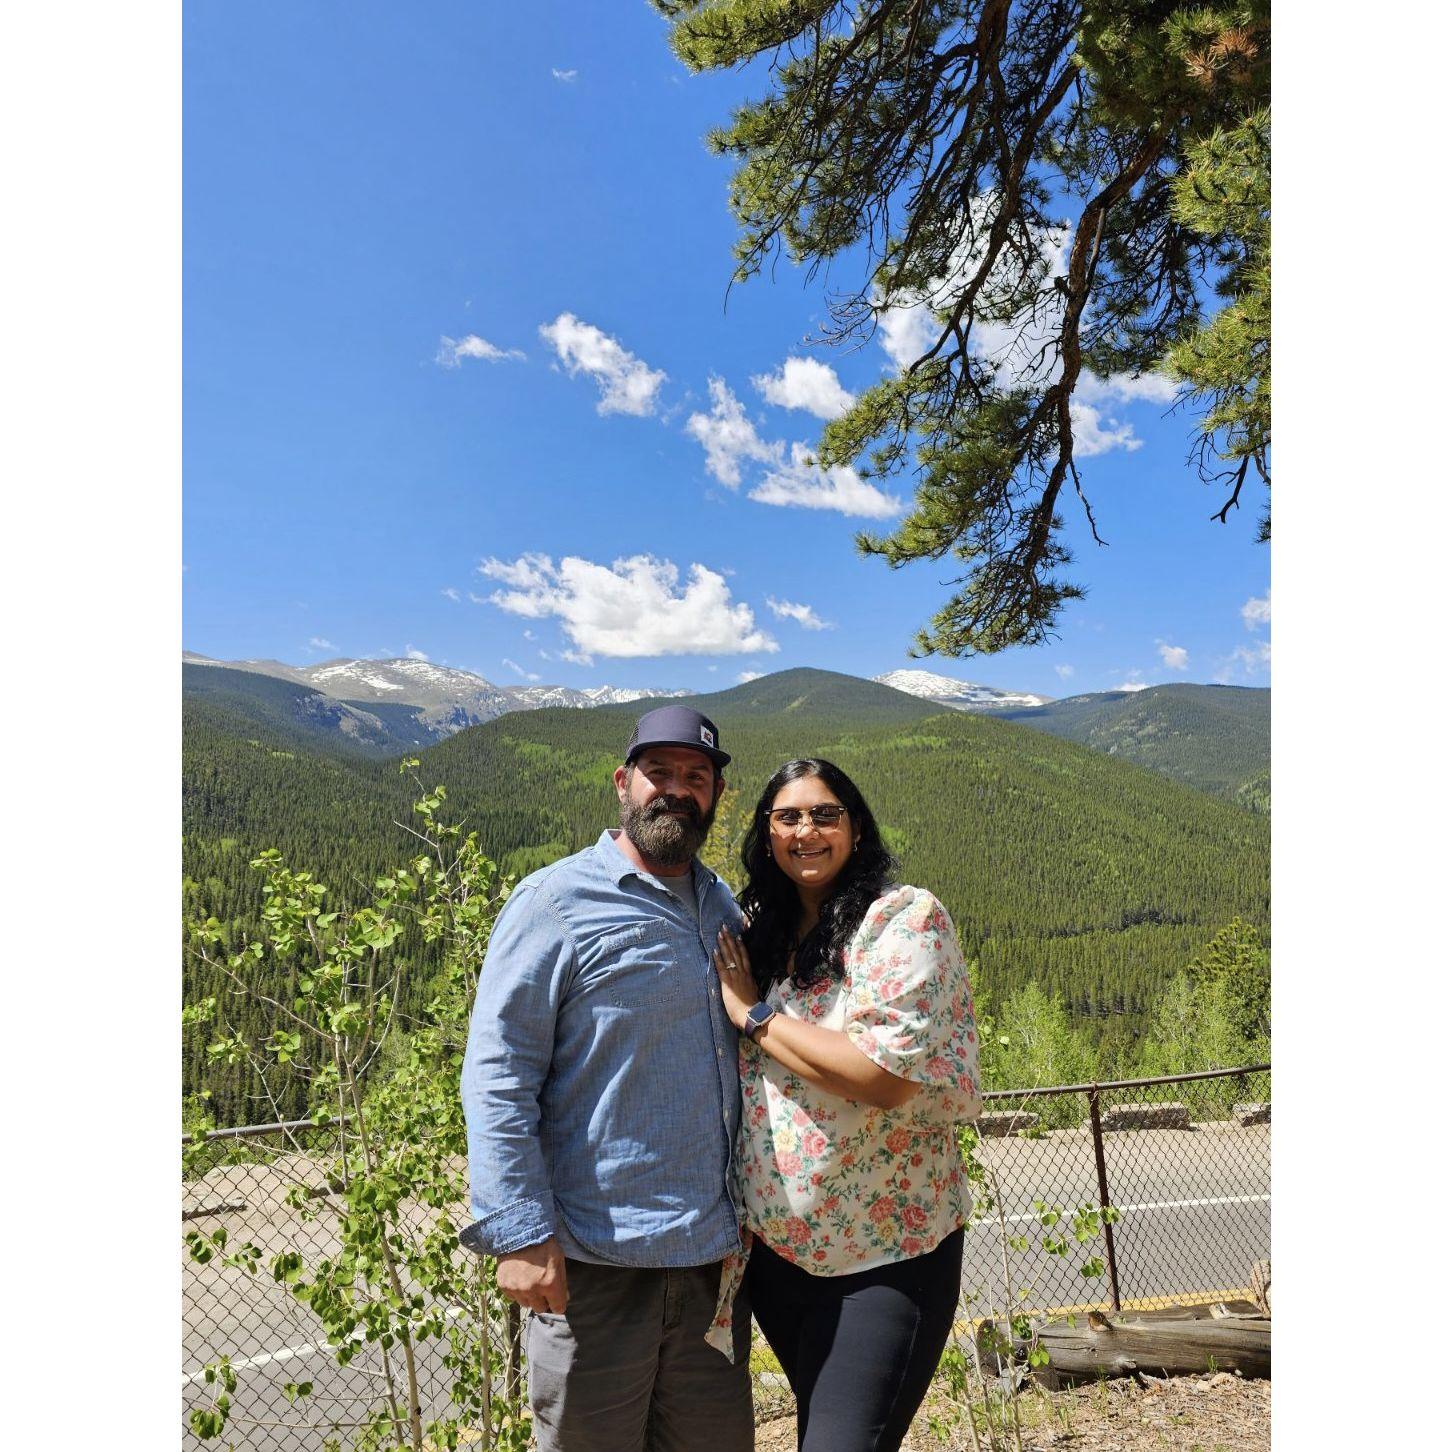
460, 705, 752, 1452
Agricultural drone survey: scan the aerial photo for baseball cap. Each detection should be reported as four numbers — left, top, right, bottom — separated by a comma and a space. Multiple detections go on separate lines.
625, 705, 730, 770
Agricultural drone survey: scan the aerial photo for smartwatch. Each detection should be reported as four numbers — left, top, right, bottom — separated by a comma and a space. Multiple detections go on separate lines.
744, 1000, 777, 1041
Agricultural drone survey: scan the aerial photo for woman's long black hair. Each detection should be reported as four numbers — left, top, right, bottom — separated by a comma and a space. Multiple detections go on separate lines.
739, 758, 897, 994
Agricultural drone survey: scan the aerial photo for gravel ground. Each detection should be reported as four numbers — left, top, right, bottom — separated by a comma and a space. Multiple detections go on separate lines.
754, 1372, 1270, 1452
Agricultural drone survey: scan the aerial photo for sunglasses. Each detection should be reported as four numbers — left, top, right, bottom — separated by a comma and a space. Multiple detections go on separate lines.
768, 805, 849, 830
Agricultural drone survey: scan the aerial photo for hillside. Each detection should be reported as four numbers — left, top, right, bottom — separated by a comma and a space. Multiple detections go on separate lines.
184, 652, 693, 745
184, 668, 1269, 1124
183, 664, 442, 755
183, 658, 1270, 812
1001, 684, 1270, 811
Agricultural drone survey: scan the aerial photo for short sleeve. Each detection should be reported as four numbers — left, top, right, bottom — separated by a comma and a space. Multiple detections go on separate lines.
843, 887, 982, 1119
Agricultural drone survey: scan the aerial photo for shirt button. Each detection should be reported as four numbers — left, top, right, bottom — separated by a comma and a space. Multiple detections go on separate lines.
717, 1048, 723, 1058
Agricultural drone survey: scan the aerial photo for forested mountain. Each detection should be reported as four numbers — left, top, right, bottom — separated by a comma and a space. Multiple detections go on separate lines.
1001, 684, 1270, 811
184, 668, 1269, 1125
184, 652, 692, 745
184, 664, 444, 755
184, 657, 1271, 811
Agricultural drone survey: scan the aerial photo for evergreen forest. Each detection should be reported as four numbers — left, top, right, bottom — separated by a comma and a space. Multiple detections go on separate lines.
184, 669, 1269, 1127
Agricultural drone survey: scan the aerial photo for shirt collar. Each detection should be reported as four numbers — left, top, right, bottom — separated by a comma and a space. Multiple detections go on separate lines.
596, 827, 716, 891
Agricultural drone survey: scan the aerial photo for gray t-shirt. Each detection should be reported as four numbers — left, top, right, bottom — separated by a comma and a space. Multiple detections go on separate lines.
655, 868, 700, 923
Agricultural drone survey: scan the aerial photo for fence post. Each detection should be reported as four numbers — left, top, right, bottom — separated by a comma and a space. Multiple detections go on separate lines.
1087, 1085, 1122, 1312
506, 1300, 522, 1404
480, 1271, 493, 1452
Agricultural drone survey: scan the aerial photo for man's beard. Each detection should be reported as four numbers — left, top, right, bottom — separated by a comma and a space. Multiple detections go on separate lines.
620, 792, 716, 868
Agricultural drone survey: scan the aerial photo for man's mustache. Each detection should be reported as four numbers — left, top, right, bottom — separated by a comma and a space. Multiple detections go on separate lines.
647, 796, 706, 826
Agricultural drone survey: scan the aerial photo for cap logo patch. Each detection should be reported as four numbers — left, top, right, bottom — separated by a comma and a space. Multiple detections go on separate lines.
700, 726, 715, 748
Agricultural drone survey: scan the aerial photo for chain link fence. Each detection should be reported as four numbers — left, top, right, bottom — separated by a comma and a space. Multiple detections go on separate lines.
182, 1064, 1268, 1449
183, 1118, 505, 1452
969, 1065, 1270, 1320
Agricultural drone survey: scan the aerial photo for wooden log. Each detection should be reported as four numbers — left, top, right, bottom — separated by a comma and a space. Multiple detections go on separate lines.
1125, 1300, 1261, 1321
980, 1310, 1270, 1384
1234, 1101, 1271, 1126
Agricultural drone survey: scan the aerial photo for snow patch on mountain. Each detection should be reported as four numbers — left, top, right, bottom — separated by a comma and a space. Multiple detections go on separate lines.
311, 663, 409, 692
874, 669, 1053, 711
185, 654, 694, 738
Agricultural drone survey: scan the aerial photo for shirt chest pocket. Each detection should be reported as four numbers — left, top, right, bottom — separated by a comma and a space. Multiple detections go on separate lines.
581, 923, 703, 1013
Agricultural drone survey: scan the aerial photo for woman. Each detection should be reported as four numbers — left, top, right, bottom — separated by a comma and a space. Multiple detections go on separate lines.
712, 758, 981, 1452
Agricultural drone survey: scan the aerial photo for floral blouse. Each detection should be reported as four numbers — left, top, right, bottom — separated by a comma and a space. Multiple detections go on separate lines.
741, 884, 981, 1275
705, 886, 982, 1357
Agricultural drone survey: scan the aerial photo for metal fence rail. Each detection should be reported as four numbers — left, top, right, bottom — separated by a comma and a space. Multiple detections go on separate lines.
182, 1064, 1269, 1450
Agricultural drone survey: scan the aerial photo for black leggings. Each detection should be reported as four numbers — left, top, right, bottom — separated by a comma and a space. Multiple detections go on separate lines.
746, 1228, 964, 1452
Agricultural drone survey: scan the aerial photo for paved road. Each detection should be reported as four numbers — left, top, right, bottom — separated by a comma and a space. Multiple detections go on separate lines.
965, 1121, 1270, 1314
183, 1122, 1268, 1450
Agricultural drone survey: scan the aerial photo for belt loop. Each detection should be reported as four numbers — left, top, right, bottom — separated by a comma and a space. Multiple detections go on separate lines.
663, 1266, 684, 1330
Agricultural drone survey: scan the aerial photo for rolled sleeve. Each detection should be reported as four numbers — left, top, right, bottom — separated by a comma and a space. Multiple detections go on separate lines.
460, 884, 576, 1256
458, 1200, 556, 1258
844, 888, 983, 1120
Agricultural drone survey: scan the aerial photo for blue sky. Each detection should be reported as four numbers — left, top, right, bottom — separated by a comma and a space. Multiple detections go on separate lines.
183, 0, 1271, 700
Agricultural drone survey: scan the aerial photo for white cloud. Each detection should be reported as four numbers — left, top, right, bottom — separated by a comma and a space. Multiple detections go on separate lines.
684, 377, 897, 515
436, 334, 525, 367
559, 647, 595, 666
1229, 640, 1272, 674
1077, 370, 1178, 406
752, 357, 854, 419
749, 443, 903, 518
441, 587, 462, 603
478, 552, 779, 659
684, 378, 781, 486
1212, 639, 1272, 683
1054, 663, 1075, 680
878, 300, 938, 372
1156, 641, 1189, 671
307, 636, 336, 652
1069, 399, 1141, 457
538, 312, 667, 416
1114, 671, 1150, 692
1242, 590, 1271, 629
766, 596, 833, 630
876, 200, 1069, 382
502, 657, 541, 682
551, 67, 578, 83
875, 202, 1175, 458
481, 554, 550, 591
405, 646, 430, 662
737, 670, 764, 683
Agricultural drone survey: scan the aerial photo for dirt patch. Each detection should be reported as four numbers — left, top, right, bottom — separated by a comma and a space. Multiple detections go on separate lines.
754, 1372, 1269, 1451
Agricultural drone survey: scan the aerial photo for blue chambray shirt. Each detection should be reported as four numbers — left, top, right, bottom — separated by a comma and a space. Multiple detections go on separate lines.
460, 829, 744, 1266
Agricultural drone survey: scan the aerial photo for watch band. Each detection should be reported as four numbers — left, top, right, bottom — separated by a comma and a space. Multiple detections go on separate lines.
744, 1000, 777, 1041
